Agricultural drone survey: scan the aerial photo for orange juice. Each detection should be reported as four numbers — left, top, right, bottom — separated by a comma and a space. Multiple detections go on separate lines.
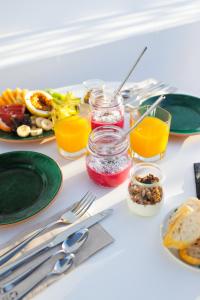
54, 115, 91, 157
130, 116, 170, 158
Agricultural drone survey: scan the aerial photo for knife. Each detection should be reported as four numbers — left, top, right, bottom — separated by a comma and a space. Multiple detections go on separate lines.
0, 208, 113, 280
194, 163, 200, 199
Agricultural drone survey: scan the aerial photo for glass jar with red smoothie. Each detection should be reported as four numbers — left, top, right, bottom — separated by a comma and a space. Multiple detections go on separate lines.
86, 126, 132, 187
89, 89, 124, 129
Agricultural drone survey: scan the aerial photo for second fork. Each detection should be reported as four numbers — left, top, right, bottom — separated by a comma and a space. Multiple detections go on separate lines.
0, 191, 96, 267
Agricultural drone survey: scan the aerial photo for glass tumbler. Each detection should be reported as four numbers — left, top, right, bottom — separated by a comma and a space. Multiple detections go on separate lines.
130, 106, 171, 161
54, 109, 91, 160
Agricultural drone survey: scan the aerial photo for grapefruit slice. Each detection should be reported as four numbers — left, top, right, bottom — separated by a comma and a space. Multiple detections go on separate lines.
0, 104, 25, 131
0, 118, 11, 132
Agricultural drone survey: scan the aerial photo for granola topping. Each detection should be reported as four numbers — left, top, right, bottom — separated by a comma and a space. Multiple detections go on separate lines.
128, 173, 163, 205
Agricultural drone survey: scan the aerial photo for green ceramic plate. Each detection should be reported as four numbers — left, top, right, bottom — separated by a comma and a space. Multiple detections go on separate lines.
0, 151, 62, 225
141, 94, 200, 136
0, 130, 54, 143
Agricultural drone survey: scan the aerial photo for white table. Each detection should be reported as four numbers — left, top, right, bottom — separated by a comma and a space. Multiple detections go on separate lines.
0, 83, 200, 300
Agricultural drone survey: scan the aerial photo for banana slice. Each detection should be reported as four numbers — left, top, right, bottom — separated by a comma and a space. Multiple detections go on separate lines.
30, 127, 43, 136
17, 125, 31, 137
35, 117, 46, 127
41, 119, 53, 131
30, 116, 37, 125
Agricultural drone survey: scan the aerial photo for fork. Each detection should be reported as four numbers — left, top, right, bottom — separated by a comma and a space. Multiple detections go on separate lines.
0, 191, 96, 267
124, 85, 177, 112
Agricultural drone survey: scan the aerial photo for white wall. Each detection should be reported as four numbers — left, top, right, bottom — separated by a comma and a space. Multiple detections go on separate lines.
0, 0, 200, 95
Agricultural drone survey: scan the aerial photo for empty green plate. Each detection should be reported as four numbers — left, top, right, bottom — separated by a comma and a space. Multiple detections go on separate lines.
0, 151, 62, 225
141, 94, 200, 136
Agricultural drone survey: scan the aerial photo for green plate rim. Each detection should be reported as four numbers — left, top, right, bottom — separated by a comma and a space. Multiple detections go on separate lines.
0, 151, 62, 225
0, 129, 54, 143
141, 93, 200, 136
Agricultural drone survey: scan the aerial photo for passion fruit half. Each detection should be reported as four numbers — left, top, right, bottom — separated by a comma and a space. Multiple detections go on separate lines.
25, 90, 52, 117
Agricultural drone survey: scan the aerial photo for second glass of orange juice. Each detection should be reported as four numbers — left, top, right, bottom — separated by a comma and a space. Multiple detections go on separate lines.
130, 106, 171, 161
54, 115, 91, 159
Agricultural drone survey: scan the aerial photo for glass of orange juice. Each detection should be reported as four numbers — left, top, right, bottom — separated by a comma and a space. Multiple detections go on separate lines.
130, 106, 171, 161
54, 114, 91, 159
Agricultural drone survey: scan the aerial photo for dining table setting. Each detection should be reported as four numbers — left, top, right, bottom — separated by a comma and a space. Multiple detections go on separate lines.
0, 47, 200, 300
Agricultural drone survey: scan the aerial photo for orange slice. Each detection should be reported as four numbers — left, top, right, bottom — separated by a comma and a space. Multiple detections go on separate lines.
6, 89, 16, 103
2, 91, 12, 104
179, 248, 200, 266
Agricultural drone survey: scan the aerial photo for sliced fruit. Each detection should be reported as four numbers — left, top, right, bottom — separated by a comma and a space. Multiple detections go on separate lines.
30, 116, 36, 125
41, 119, 53, 131
25, 90, 52, 117
2, 91, 13, 104
0, 104, 25, 131
6, 89, 16, 102
0, 104, 25, 119
35, 117, 46, 127
14, 88, 23, 104
0, 88, 26, 106
0, 96, 6, 106
179, 248, 200, 266
30, 127, 43, 136
0, 96, 7, 106
17, 125, 31, 137
0, 118, 11, 132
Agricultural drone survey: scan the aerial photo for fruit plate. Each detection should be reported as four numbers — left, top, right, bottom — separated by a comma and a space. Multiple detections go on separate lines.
0, 151, 62, 225
141, 94, 200, 136
161, 208, 200, 272
0, 129, 54, 143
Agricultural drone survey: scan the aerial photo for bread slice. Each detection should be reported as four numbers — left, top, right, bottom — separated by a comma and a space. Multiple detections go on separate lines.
163, 198, 200, 249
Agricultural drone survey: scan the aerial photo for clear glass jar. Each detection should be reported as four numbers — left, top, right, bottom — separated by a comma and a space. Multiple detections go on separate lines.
89, 89, 124, 130
127, 163, 164, 216
83, 79, 104, 104
86, 126, 132, 187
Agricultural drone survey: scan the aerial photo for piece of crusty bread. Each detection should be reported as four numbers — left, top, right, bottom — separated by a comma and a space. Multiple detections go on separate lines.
163, 197, 200, 249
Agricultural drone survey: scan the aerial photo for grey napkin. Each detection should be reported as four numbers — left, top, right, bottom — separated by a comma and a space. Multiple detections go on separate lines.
0, 209, 114, 299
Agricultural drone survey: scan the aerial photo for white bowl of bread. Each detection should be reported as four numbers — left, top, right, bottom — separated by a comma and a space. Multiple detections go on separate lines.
161, 197, 200, 270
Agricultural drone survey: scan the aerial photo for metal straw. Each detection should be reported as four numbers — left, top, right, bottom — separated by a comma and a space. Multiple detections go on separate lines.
124, 94, 166, 137
113, 46, 147, 98
111, 94, 165, 147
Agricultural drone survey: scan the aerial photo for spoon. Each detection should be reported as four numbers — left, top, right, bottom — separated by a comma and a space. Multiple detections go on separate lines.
10, 253, 74, 300
1, 228, 88, 294
113, 46, 147, 98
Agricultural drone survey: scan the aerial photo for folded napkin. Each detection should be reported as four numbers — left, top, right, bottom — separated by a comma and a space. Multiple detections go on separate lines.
0, 209, 114, 299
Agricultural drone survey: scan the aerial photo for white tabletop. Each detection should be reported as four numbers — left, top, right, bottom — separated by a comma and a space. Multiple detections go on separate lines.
0, 0, 200, 298
0, 83, 199, 300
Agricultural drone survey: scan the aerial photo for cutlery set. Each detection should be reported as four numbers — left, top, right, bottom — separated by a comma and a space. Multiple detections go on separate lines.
121, 78, 177, 110
0, 192, 113, 300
